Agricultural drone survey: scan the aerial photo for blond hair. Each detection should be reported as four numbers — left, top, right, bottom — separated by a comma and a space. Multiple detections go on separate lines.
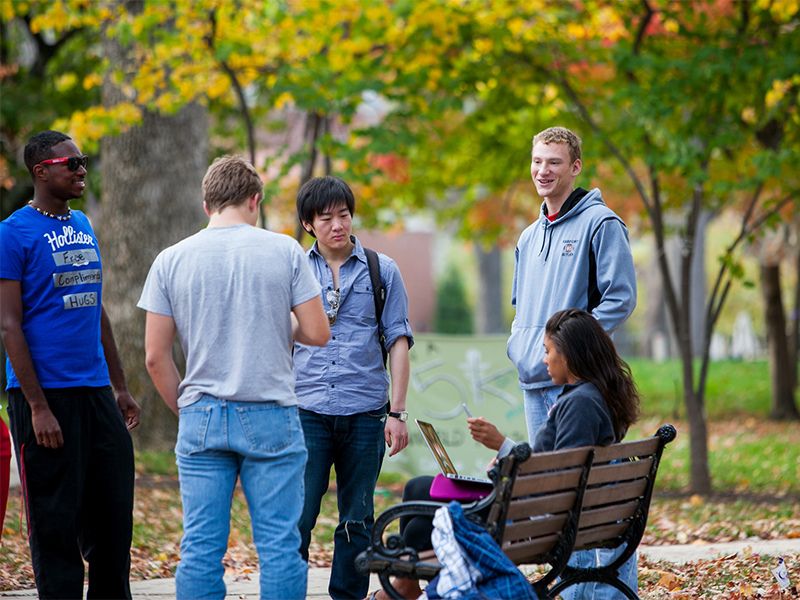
532, 127, 582, 163
202, 155, 263, 212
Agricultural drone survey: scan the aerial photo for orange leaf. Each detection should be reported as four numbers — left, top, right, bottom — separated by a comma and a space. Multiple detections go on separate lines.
656, 571, 682, 591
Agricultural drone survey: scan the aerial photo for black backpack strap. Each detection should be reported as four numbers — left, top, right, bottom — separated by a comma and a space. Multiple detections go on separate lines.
364, 247, 388, 367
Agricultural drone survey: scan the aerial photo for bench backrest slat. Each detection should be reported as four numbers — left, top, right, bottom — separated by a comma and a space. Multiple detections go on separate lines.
582, 478, 648, 508
506, 490, 579, 520
503, 513, 568, 541
503, 533, 562, 563
516, 447, 595, 472
592, 437, 660, 462
587, 457, 654, 485
575, 522, 629, 547
578, 499, 639, 529
512, 467, 586, 496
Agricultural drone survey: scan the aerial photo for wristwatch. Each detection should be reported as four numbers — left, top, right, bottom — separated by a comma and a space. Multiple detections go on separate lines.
388, 410, 408, 422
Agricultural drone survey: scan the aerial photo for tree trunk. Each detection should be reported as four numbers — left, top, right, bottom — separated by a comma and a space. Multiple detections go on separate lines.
98, 105, 208, 450
791, 240, 800, 394
684, 383, 712, 494
690, 211, 713, 357
99, 14, 208, 449
677, 290, 713, 494
662, 193, 713, 494
474, 243, 505, 334
643, 247, 672, 360
761, 262, 800, 420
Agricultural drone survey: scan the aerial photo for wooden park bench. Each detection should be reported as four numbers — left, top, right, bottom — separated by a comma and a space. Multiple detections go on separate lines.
356, 424, 677, 599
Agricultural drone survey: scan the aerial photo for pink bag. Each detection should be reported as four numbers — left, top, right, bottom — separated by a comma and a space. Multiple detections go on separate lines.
428, 473, 492, 502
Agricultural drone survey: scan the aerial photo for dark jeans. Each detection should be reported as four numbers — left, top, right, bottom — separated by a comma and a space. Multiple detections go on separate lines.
298, 407, 386, 599
401, 476, 491, 552
7, 387, 135, 599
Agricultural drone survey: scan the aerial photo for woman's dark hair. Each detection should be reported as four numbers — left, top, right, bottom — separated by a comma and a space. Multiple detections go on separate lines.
296, 176, 355, 238
545, 308, 640, 439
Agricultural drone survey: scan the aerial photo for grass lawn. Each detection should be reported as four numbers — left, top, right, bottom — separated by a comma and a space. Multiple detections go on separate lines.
628, 358, 776, 419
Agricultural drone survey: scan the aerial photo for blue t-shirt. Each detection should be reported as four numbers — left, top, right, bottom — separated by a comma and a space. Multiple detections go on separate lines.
0, 205, 110, 389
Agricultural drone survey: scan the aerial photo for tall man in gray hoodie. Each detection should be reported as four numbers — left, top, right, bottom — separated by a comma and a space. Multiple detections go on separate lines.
507, 126, 637, 441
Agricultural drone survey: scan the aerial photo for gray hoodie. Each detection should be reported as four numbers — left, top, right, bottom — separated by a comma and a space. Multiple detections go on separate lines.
507, 187, 636, 389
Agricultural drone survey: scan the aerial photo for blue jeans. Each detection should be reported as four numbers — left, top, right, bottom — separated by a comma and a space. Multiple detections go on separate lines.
175, 397, 308, 600
523, 386, 563, 442
298, 408, 387, 599
560, 544, 638, 599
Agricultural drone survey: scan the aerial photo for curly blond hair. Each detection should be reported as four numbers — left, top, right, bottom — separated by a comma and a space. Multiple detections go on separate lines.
532, 127, 582, 163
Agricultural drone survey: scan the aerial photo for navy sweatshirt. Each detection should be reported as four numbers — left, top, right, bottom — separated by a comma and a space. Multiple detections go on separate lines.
532, 381, 616, 452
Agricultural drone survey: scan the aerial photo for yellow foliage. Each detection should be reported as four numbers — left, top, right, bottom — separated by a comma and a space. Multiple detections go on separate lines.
507, 17, 527, 37
275, 92, 294, 110
543, 84, 559, 102
566, 22, 587, 40
55, 73, 78, 93
765, 79, 793, 109
1, 0, 23, 21
29, 0, 103, 32
364, 5, 388, 24
54, 102, 143, 151
82, 73, 102, 91
584, 5, 626, 40
756, 0, 799, 22
474, 38, 493, 54
663, 18, 680, 34
205, 74, 231, 101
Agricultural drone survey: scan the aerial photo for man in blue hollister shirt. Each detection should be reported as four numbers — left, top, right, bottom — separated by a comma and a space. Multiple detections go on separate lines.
293, 176, 414, 599
507, 126, 637, 440
0, 131, 139, 599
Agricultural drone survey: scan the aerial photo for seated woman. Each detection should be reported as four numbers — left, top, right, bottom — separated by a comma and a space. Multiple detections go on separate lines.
368, 308, 640, 600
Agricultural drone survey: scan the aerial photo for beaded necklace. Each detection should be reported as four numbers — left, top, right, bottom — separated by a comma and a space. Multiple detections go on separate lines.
28, 200, 71, 221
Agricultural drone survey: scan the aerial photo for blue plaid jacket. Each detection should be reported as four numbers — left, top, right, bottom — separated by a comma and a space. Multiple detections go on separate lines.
424, 502, 538, 599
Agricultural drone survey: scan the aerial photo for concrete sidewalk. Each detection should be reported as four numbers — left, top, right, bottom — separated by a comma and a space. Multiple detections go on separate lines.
2, 539, 798, 598
0, 568, 379, 598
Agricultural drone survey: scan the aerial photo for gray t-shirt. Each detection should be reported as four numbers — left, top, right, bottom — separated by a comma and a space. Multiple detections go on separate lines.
137, 224, 320, 409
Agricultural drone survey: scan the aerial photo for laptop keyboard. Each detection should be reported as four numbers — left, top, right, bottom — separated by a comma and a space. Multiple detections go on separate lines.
448, 473, 492, 484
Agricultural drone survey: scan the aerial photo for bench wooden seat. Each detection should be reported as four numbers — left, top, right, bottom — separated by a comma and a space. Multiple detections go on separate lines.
356, 424, 676, 599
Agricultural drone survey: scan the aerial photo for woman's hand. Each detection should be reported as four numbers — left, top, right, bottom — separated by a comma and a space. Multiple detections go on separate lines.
467, 417, 505, 451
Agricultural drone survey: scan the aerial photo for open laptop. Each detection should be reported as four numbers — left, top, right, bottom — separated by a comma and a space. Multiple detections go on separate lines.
415, 419, 491, 484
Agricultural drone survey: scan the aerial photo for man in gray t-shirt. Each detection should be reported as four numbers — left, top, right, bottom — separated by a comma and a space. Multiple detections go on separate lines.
138, 156, 329, 600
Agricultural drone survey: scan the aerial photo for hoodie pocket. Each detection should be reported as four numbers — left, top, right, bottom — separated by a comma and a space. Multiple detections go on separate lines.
507, 324, 549, 385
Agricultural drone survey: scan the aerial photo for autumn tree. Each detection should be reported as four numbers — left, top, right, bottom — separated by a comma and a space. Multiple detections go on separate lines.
545, 0, 800, 492
363, 0, 800, 492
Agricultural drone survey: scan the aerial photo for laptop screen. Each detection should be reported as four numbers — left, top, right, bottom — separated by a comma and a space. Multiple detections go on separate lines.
416, 419, 459, 477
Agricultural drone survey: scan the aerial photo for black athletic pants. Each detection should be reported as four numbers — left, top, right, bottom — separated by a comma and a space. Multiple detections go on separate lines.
7, 386, 135, 599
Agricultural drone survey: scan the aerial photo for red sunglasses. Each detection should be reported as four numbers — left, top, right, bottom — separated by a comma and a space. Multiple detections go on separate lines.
37, 155, 89, 171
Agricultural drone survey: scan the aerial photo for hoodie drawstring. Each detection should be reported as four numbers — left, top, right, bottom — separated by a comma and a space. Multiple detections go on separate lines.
538, 219, 555, 262
538, 220, 548, 257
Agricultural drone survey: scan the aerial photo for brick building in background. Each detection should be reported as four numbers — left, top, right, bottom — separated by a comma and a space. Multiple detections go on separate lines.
358, 230, 435, 333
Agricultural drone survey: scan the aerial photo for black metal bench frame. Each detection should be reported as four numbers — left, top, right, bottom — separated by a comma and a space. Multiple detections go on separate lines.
356, 424, 676, 599
356, 443, 596, 598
